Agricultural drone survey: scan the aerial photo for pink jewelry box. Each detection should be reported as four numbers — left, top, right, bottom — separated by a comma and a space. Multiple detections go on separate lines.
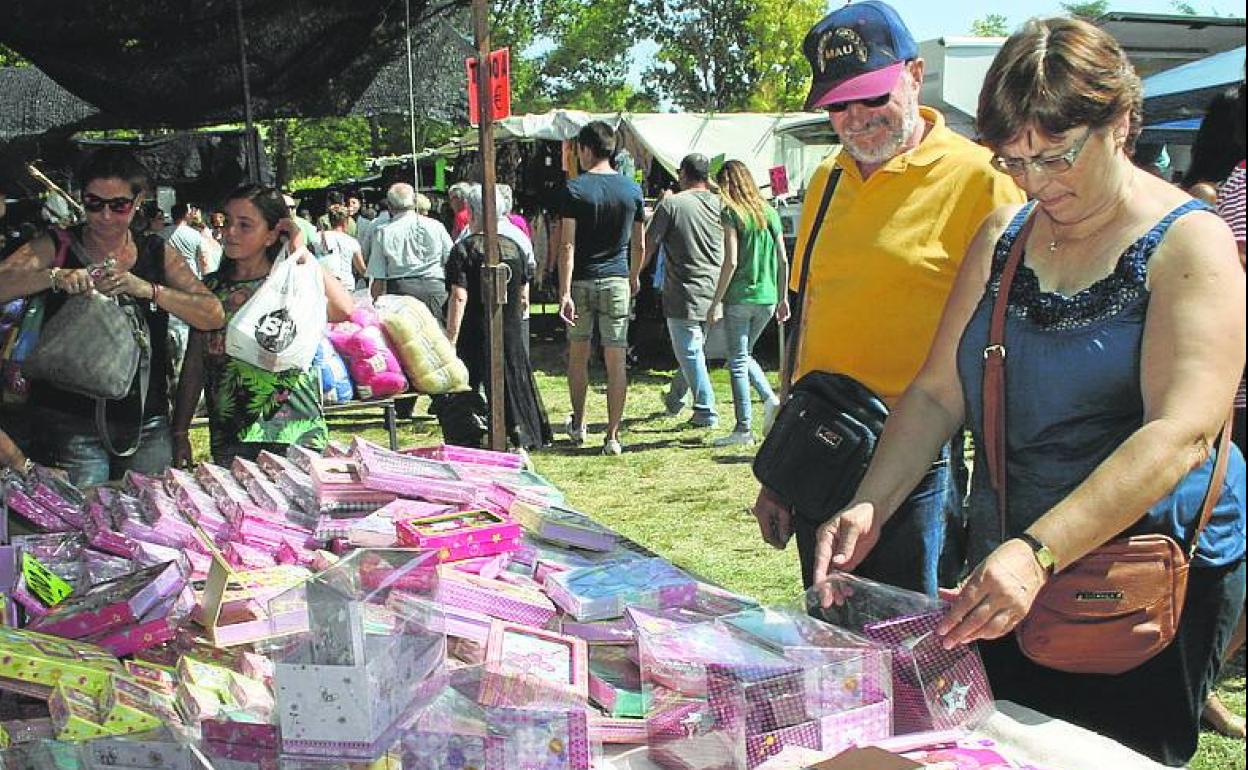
351, 438, 479, 504
395, 506, 523, 563
545, 557, 698, 622
484, 705, 593, 770
85, 585, 195, 657
404, 443, 526, 469
28, 468, 88, 529
1, 479, 75, 532
196, 462, 254, 510
164, 468, 228, 540
434, 567, 557, 627
231, 457, 297, 516
27, 560, 188, 640
483, 620, 590, 702
136, 485, 198, 547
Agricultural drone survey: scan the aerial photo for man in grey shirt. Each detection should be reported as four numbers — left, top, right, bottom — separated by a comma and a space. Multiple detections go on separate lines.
367, 183, 454, 323
633, 153, 724, 428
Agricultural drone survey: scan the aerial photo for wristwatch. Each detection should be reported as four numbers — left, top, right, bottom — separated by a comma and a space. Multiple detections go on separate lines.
1017, 532, 1056, 575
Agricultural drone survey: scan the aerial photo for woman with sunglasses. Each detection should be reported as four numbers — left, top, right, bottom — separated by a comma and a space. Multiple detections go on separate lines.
810, 18, 1244, 765
0, 148, 223, 487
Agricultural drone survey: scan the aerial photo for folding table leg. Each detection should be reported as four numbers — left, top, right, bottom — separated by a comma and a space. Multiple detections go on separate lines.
385, 401, 398, 451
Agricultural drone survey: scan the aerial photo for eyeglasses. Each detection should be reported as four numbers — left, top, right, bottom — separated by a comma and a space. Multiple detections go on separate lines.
82, 194, 138, 214
991, 130, 1093, 177
824, 93, 892, 114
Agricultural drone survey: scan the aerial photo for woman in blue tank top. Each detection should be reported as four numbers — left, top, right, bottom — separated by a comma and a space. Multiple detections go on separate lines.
807, 18, 1245, 765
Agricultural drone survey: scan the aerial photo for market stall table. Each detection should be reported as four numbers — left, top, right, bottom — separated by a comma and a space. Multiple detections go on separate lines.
601, 700, 1168, 770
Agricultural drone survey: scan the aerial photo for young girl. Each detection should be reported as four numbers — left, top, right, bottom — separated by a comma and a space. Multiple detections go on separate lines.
706, 160, 790, 447
172, 185, 353, 467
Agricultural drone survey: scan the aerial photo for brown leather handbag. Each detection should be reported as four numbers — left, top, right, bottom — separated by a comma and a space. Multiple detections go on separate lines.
982, 211, 1232, 676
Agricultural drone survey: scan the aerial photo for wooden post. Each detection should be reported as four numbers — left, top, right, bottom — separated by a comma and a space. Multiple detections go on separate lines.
472, 0, 506, 452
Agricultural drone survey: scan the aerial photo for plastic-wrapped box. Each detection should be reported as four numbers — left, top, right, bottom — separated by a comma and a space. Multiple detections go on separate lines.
544, 557, 697, 622
508, 500, 618, 553
805, 572, 994, 735
395, 506, 523, 563
26, 561, 187, 640
639, 606, 896, 770
401, 665, 601, 770
266, 549, 446, 761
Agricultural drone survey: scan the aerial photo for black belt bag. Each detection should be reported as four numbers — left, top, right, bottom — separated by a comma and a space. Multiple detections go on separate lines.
752, 371, 888, 524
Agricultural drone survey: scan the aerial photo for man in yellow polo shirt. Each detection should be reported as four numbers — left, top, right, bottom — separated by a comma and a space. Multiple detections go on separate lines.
752, 0, 1023, 594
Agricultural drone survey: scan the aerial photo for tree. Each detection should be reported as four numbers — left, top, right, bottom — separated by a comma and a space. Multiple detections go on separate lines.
0, 44, 29, 67
535, 0, 654, 111
970, 13, 1011, 37
1060, 1, 1109, 20
638, 0, 762, 111
1170, 0, 1199, 13
743, 0, 827, 111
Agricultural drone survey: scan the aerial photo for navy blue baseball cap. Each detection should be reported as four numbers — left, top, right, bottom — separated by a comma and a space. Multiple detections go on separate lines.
803, 1, 919, 110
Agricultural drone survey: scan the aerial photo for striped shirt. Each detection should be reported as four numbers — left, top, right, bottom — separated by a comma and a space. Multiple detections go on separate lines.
1216, 161, 1245, 245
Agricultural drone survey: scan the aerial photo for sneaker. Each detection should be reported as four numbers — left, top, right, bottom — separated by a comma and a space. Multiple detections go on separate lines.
763, 397, 782, 435
663, 389, 685, 416
563, 414, 587, 445
686, 413, 718, 429
602, 438, 623, 456
712, 430, 755, 448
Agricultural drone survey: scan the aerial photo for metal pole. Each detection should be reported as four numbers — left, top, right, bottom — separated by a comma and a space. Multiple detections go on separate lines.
233, 0, 259, 183
472, 0, 506, 452
405, 0, 421, 190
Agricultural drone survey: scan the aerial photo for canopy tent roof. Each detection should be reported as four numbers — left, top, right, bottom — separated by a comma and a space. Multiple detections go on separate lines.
0, 67, 100, 142
486, 110, 828, 196
0, 0, 470, 129
1143, 46, 1246, 124
1098, 11, 1245, 78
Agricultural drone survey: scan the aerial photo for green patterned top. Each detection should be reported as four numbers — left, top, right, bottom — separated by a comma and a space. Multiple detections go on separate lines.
202, 273, 327, 455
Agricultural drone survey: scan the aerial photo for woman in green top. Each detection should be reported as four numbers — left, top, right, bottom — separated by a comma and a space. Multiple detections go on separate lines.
171, 184, 354, 467
706, 160, 790, 447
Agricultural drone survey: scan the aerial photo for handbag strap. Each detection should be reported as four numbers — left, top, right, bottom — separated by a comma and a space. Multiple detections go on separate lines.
780, 165, 843, 398
984, 208, 1232, 554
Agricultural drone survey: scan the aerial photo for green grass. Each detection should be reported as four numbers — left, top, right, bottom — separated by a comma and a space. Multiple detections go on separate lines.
187, 338, 1244, 768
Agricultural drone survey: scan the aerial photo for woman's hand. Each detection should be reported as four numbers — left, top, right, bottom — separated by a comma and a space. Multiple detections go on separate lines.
936, 538, 1048, 648
750, 487, 793, 549
775, 299, 791, 323
94, 269, 154, 300
172, 431, 193, 469
706, 301, 723, 326
811, 502, 885, 582
274, 218, 305, 254
57, 268, 97, 295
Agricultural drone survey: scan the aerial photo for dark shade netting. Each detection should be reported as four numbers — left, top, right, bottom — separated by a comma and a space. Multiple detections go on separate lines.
0, 67, 100, 141
0, 0, 471, 129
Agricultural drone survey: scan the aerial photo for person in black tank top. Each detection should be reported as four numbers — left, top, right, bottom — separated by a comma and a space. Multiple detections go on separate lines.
0, 148, 223, 487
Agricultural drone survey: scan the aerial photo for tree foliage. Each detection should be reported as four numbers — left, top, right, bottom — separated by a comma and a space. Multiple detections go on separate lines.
743, 0, 828, 111
1060, 1, 1110, 20
0, 44, 29, 67
970, 14, 1011, 37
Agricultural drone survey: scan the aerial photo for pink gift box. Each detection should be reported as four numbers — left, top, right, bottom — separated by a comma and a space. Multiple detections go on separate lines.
137, 486, 198, 546
2, 484, 74, 532
232, 457, 297, 515
484, 620, 589, 701
404, 443, 526, 469
197, 463, 253, 509
29, 472, 87, 529
202, 718, 281, 748
225, 541, 278, 571
484, 706, 592, 770
86, 585, 195, 656
164, 468, 228, 539
351, 438, 479, 504
257, 449, 301, 479
589, 715, 648, 744
83, 494, 139, 558
395, 507, 523, 563
27, 560, 187, 639
819, 697, 893, 757
434, 567, 557, 627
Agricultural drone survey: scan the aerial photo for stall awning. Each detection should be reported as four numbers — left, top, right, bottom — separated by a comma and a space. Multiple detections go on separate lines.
1143, 46, 1245, 123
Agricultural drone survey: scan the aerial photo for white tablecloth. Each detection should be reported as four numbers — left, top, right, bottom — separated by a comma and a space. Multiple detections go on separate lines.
601, 700, 1167, 770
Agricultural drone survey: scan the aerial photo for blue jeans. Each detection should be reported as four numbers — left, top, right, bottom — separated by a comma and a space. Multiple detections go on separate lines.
723, 303, 776, 432
794, 443, 957, 596
665, 318, 717, 422
32, 408, 172, 488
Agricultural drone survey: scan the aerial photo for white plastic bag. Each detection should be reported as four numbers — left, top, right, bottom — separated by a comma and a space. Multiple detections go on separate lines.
225, 247, 327, 372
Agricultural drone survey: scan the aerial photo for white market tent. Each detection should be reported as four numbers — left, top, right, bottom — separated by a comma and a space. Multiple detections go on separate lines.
494, 109, 829, 197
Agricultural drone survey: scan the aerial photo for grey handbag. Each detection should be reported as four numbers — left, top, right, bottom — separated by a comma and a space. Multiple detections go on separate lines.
23, 240, 152, 457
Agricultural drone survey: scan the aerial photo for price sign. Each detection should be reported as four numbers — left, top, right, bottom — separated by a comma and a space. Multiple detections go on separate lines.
466, 47, 512, 126
769, 165, 790, 197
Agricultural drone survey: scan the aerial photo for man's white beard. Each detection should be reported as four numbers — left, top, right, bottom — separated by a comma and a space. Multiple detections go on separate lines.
842, 103, 920, 166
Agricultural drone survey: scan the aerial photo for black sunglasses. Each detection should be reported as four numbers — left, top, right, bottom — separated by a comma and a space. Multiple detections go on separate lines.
82, 194, 138, 214
824, 93, 892, 114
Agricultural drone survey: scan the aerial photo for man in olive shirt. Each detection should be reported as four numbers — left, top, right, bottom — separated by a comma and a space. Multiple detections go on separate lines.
633, 154, 724, 429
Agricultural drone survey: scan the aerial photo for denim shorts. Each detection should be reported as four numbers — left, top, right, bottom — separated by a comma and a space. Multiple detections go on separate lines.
568, 277, 630, 347
30, 407, 172, 488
